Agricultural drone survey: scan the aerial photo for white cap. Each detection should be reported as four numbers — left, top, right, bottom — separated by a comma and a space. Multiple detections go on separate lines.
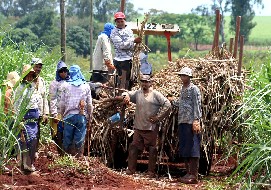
177, 67, 192, 77
31, 58, 43, 65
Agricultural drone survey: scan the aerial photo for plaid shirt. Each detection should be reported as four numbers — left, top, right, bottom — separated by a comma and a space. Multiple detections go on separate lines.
49, 80, 67, 117
58, 83, 93, 119
110, 26, 135, 61
36, 77, 49, 115
178, 83, 202, 124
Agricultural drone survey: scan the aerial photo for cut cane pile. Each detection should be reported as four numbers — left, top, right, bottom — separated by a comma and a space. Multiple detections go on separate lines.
90, 48, 246, 174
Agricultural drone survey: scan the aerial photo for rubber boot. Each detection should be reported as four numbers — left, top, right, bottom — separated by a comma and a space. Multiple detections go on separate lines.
126, 145, 138, 175
178, 158, 190, 182
181, 157, 199, 184
147, 146, 157, 178
75, 145, 84, 158
56, 131, 64, 156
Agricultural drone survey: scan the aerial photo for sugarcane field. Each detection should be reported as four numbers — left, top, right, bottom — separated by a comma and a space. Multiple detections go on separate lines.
1, 1, 271, 190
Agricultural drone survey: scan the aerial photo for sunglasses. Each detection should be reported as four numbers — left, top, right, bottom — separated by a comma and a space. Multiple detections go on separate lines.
58, 69, 68, 73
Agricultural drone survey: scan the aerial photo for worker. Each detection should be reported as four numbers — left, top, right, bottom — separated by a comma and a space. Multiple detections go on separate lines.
122, 75, 171, 177
110, 12, 142, 90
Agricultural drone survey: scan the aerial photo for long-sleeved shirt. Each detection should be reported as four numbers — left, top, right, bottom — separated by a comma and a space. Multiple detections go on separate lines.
58, 83, 93, 119
178, 83, 202, 124
36, 77, 49, 115
14, 82, 42, 115
110, 26, 135, 61
124, 89, 171, 131
92, 33, 113, 71
49, 80, 67, 117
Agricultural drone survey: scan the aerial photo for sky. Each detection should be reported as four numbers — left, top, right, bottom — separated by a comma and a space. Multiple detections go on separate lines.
130, 0, 271, 16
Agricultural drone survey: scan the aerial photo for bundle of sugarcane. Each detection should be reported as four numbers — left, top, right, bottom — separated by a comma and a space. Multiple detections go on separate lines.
131, 13, 150, 82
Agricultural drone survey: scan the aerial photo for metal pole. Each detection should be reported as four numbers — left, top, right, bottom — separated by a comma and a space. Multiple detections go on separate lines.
60, 0, 66, 62
89, 0, 93, 72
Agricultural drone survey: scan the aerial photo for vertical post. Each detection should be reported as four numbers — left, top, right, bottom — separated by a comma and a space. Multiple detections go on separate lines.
212, 9, 220, 50
60, 0, 66, 62
233, 16, 241, 58
229, 38, 234, 55
89, 0, 94, 72
238, 35, 244, 77
120, 0, 125, 13
164, 31, 172, 62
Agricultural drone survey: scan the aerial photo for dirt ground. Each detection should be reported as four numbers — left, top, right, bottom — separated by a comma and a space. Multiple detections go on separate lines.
0, 145, 236, 190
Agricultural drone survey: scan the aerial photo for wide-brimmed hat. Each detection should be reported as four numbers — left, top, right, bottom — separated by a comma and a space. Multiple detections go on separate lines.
22, 64, 35, 76
31, 58, 43, 65
176, 67, 192, 77
140, 74, 151, 82
3, 71, 20, 88
67, 65, 86, 86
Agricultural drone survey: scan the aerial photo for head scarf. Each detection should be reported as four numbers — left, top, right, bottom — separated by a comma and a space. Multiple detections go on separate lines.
55, 60, 70, 81
67, 65, 86, 86
100, 23, 115, 38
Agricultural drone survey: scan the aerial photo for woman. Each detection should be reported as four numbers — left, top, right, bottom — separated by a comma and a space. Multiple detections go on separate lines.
49, 60, 69, 155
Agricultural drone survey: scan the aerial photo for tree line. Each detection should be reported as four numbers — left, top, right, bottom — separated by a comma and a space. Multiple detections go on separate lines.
0, 0, 263, 56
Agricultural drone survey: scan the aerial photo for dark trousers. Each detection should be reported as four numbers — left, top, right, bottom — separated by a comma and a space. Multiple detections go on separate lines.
113, 59, 133, 90
91, 70, 108, 84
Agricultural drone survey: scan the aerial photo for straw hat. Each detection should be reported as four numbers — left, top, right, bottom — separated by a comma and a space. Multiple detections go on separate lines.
22, 64, 35, 76
3, 71, 20, 88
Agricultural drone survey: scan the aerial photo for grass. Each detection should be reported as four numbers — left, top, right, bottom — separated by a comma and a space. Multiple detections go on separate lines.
224, 16, 271, 45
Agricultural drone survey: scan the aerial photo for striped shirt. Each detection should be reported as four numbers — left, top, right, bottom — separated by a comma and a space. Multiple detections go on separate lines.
110, 26, 135, 61
58, 83, 93, 119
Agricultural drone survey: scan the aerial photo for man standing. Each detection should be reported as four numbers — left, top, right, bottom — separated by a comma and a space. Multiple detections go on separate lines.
177, 67, 202, 184
110, 12, 142, 90
122, 75, 171, 177
58, 65, 93, 158
31, 58, 49, 158
92, 23, 115, 84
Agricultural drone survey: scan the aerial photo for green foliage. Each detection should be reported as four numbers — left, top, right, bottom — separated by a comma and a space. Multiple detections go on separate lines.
67, 26, 90, 58
231, 50, 271, 188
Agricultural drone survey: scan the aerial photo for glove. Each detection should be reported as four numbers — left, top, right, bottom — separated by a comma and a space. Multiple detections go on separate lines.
192, 120, 201, 134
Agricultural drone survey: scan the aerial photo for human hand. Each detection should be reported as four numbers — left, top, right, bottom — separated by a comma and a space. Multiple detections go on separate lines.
149, 116, 159, 124
42, 115, 49, 124
134, 37, 142, 43
192, 120, 201, 134
123, 95, 130, 104
108, 64, 115, 70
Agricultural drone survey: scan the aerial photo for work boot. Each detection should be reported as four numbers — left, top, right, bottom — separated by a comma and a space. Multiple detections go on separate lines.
75, 145, 84, 158
147, 146, 157, 178
178, 158, 190, 182
56, 131, 64, 156
180, 157, 199, 184
126, 145, 138, 175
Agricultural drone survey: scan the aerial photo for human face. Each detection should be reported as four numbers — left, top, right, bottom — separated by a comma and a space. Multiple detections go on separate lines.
24, 72, 36, 82
58, 68, 68, 79
140, 80, 151, 91
33, 64, 43, 75
115, 18, 126, 29
180, 74, 190, 85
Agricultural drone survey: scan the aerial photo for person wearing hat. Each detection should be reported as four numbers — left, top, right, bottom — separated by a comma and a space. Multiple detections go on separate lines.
14, 64, 41, 173
3, 71, 20, 114
122, 75, 171, 177
176, 67, 202, 184
31, 57, 49, 158
92, 23, 115, 84
58, 65, 93, 158
49, 60, 69, 155
110, 12, 142, 90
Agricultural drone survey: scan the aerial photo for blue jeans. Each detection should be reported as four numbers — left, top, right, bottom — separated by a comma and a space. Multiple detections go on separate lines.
63, 114, 87, 150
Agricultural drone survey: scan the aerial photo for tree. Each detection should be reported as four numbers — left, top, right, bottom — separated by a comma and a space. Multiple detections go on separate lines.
67, 26, 90, 57
230, 0, 263, 42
